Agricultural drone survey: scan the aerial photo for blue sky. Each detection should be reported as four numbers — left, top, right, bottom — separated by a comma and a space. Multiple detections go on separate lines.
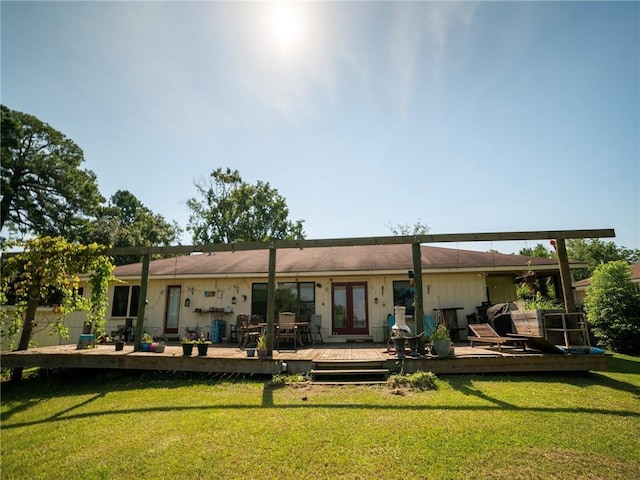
2, 1, 638, 253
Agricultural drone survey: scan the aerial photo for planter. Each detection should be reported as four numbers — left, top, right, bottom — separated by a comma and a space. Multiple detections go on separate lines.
115, 341, 125, 352
182, 343, 194, 356
154, 343, 165, 353
246, 348, 256, 358
141, 342, 151, 352
433, 339, 452, 357
407, 335, 420, 356
197, 343, 210, 356
257, 348, 271, 358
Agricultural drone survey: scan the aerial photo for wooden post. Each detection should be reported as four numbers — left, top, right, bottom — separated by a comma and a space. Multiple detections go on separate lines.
133, 253, 150, 352
412, 242, 425, 334
266, 245, 277, 351
554, 238, 577, 315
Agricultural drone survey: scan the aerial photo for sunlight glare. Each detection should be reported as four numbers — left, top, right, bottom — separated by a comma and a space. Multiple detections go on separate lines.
270, 4, 302, 51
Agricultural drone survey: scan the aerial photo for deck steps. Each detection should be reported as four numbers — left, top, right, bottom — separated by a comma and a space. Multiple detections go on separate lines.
310, 360, 389, 384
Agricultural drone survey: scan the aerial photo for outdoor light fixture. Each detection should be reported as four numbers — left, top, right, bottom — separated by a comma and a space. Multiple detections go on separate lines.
231, 296, 237, 304
184, 298, 191, 308
374, 297, 379, 304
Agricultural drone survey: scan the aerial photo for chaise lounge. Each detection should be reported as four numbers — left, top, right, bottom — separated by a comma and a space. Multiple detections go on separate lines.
468, 323, 526, 352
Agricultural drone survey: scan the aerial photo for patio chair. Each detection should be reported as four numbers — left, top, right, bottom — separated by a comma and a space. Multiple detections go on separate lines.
240, 317, 261, 349
309, 314, 323, 344
229, 314, 246, 345
468, 323, 525, 352
385, 314, 395, 353
276, 312, 297, 351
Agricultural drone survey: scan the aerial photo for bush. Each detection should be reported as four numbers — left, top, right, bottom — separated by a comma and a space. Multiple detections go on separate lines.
387, 370, 438, 391
584, 261, 640, 354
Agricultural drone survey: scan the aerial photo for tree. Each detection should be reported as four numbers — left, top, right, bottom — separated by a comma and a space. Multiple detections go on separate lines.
186, 168, 305, 244
1, 236, 114, 382
519, 243, 553, 258
1, 105, 104, 237
386, 219, 430, 236
566, 238, 640, 281
584, 261, 640, 354
76, 190, 182, 265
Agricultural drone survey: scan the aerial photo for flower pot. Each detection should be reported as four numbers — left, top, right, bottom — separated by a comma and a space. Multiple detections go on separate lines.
154, 343, 165, 353
433, 339, 452, 357
246, 348, 256, 357
115, 341, 125, 352
197, 343, 209, 356
257, 348, 271, 358
141, 342, 151, 352
182, 343, 194, 356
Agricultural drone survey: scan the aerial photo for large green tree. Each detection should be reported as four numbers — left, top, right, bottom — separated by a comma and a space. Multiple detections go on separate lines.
76, 190, 183, 265
1, 105, 104, 237
584, 260, 640, 354
566, 238, 640, 281
186, 168, 305, 244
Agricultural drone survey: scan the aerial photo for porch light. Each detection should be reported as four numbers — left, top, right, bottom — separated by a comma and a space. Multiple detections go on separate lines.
184, 298, 191, 308
231, 296, 237, 304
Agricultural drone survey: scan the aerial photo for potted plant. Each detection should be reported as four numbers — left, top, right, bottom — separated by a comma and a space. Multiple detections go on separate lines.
152, 340, 165, 353
141, 333, 153, 352
431, 324, 452, 357
256, 334, 270, 358
181, 337, 195, 356
196, 333, 211, 356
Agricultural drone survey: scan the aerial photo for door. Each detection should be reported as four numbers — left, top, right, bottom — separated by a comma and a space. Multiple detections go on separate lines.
164, 285, 181, 335
332, 282, 368, 335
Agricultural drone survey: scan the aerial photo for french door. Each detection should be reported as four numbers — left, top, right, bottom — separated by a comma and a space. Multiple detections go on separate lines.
164, 285, 181, 335
332, 282, 369, 335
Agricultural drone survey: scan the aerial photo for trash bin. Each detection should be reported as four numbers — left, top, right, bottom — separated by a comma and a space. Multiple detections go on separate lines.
211, 319, 226, 343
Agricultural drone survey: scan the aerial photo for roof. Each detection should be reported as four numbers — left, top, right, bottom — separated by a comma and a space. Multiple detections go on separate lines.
112, 244, 568, 278
573, 263, 640, 288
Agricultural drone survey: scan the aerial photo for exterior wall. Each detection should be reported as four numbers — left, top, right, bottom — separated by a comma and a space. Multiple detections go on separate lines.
486, 275, 517, 304
1, 307, 88, 351
11, 270, 513, 347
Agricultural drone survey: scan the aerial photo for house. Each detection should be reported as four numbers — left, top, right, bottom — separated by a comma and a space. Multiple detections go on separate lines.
573, 263, 640, 305
93, 243, 583, 345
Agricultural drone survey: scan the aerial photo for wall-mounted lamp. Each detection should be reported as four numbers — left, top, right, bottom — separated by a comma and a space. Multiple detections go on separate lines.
408, 270, 414, 279
231, 296, 237, 305
241, 295, 247, 302
184, 298, 191, 308
374, 297, 379, 305
316, 283, 322, 288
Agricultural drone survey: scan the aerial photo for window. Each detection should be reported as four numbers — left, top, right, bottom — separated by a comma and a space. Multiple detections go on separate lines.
393, 280, 415, 317
111, 285, 140, 317
251, 282, 315, 318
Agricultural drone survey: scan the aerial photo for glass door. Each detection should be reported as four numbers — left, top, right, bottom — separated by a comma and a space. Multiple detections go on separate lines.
164, 286, 181, 335
332, 282, 368, 335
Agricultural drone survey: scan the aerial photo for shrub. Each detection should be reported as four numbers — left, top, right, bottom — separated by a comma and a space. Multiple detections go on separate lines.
387, 370, 438, 391
584, 261, 640, 354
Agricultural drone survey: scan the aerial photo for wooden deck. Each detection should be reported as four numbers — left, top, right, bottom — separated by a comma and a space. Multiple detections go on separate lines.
0, 341, 608, 376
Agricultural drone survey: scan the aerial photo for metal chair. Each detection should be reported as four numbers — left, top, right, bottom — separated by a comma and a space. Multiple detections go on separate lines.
309, 314, 323, 344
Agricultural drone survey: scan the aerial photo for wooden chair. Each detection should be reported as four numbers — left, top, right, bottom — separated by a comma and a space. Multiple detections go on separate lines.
276, 312, 297, 350
468, 323, 525, 352
229, 314, 246, 345
240, 317, 260, 349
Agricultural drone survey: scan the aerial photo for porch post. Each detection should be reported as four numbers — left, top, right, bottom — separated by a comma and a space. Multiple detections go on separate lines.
554, 238, 577, 315
412, 242, 425, 334
133, 253, 150, 352
266, 245, 276, 350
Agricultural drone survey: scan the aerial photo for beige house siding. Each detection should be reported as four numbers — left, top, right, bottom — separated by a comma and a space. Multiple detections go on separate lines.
486, 275, 517, 304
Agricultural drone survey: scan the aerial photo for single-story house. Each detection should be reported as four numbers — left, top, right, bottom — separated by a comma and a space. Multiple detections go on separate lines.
573, 263, 640, 305
5, 243, 586, 349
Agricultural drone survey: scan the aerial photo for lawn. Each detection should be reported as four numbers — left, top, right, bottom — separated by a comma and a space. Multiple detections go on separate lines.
1, 354, 639, 480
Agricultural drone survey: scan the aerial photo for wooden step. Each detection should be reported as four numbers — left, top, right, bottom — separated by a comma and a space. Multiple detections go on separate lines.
310, 360, 389, 384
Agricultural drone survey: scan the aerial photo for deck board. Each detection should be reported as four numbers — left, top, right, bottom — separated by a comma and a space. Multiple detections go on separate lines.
0, 342, 609, 375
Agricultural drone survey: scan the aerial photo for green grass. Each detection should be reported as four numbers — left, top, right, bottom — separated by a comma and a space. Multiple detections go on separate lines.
2, 354, 639, 480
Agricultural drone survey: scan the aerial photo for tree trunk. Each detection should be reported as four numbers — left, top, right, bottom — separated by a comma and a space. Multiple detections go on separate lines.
11, 294, 40, 383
